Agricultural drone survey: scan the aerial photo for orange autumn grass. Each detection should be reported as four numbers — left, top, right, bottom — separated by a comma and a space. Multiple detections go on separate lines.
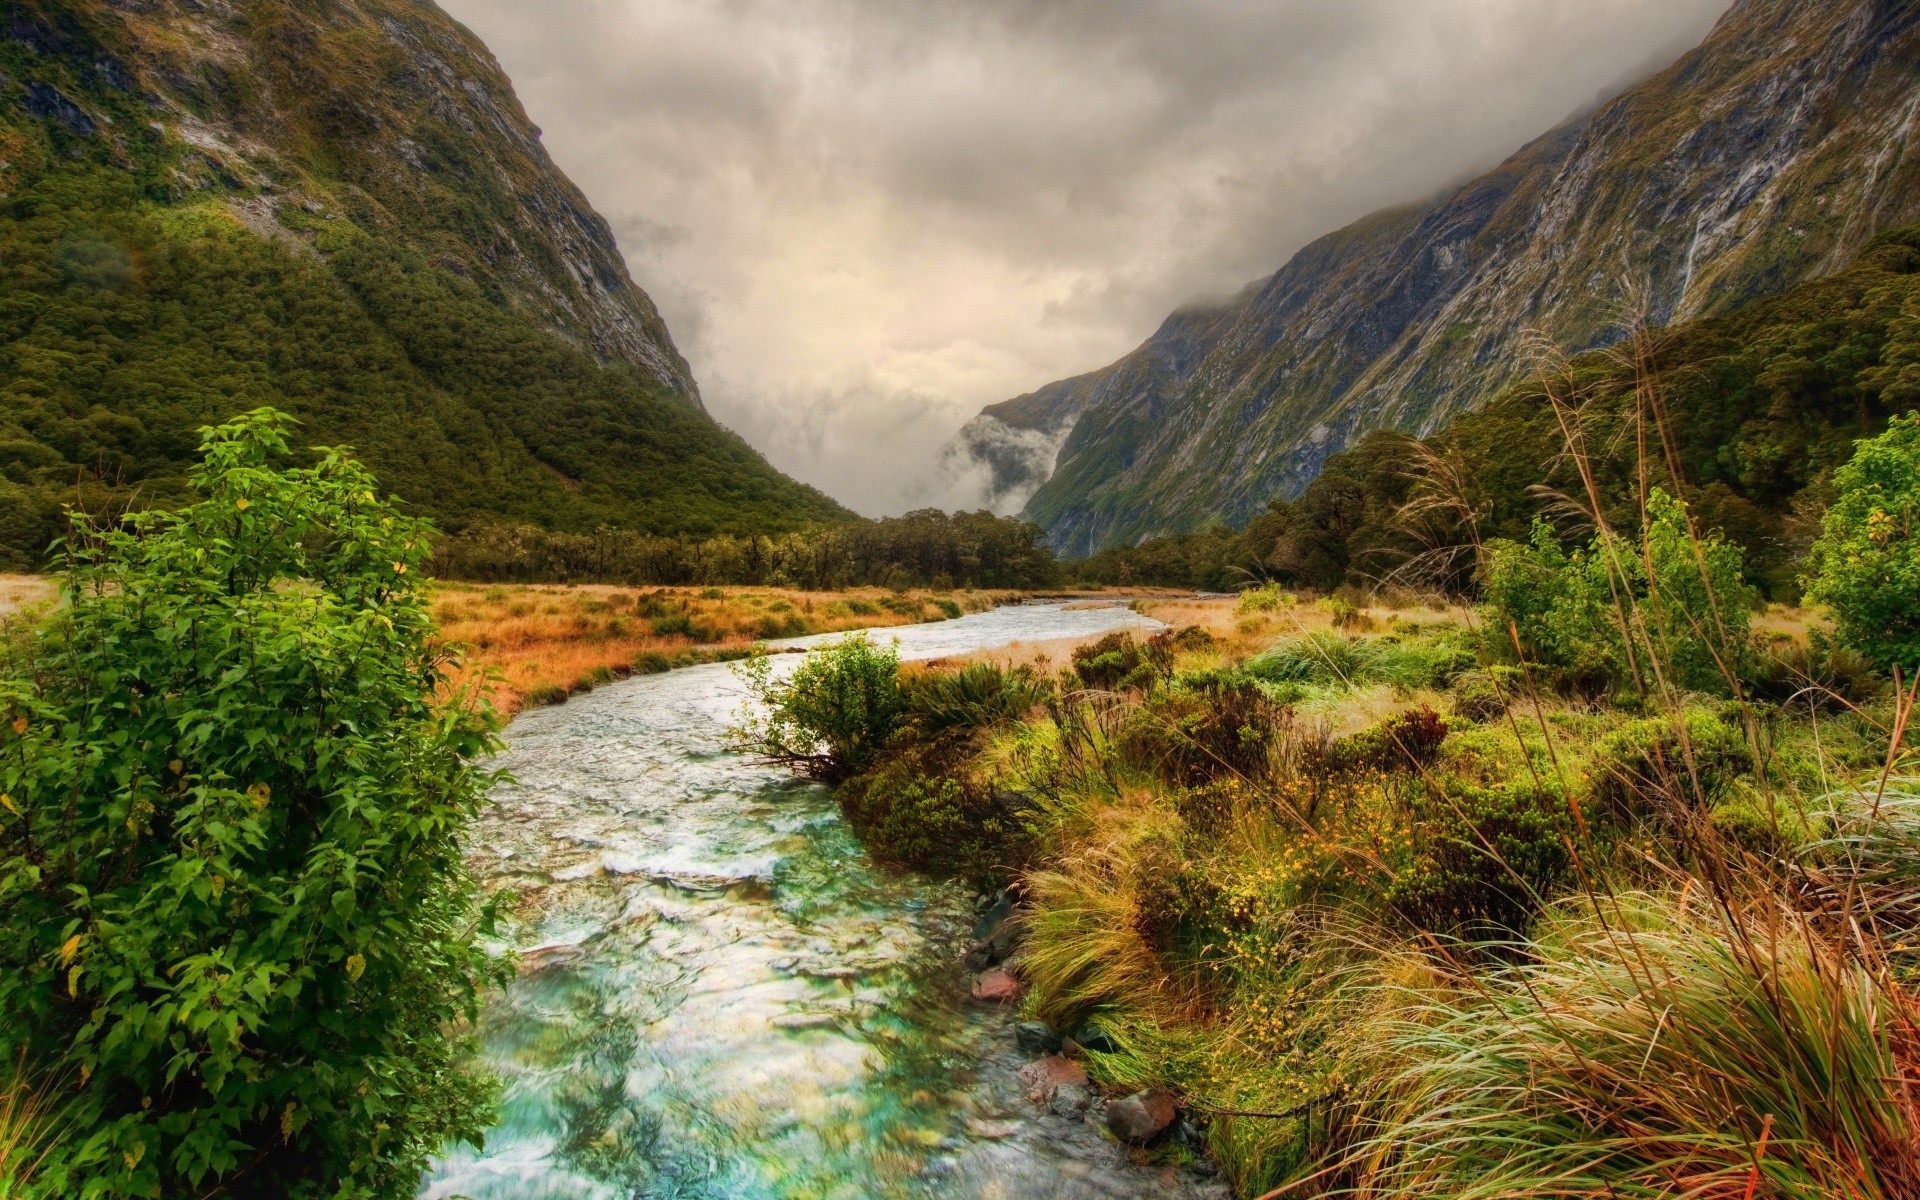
434, 582, 1023, 715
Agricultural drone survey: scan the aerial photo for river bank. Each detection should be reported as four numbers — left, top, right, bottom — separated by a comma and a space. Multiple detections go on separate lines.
431, 582, 1186, 714
794, 584, 1907, 1197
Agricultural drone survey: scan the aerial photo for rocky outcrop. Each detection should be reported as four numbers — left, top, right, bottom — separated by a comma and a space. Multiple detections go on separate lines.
957, 0, 1920, 554
50, 0, 700, 401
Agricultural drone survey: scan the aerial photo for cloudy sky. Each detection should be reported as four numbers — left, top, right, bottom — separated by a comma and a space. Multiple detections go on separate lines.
440, 0, 1731, 516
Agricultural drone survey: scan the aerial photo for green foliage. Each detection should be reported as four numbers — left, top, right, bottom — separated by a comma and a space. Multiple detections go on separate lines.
1484, 491, 1756, 696
1075, 229, 1920, 595
1070, 631, 1174, 692
900, 662, 1051, 737
431, 510, 1062, 590
1383, 780, 1573, 934
1117, 676, 1292, 789
836, 758, 1031, 885
1244, 631, 1474, 693
1806, 412, 1920, 671
732, 635, 904, 782
1587, 708, 1754, 824
0, 411, 505, 1198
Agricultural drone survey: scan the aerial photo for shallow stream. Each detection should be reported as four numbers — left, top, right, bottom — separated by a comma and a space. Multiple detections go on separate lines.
421, 602, 1229, 1200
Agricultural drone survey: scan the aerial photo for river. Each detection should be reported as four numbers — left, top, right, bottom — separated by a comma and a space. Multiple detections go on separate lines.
420, 601, 1230, 1200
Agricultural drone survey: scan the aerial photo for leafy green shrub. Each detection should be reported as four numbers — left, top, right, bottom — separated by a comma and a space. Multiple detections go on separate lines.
1385, 780, 1573, 933
1070, 632, 1173, 692
836, 757, 1032, 884
1118, 676, 1291, 789
1587, 708, 1753, 825
1483, 491, 1756, 696
0, 411, 504, 1199
901, 663, 1051, 736
1339, 707, 1451, 773
1236, 585, 1297, 614
754, 612, 810, 640
1805, 412, 1920, 672
732, 635, 904, 782
1448, 666, 1522, 723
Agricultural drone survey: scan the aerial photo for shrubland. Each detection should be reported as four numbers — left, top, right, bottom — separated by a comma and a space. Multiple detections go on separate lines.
748, 379, 1920, 1195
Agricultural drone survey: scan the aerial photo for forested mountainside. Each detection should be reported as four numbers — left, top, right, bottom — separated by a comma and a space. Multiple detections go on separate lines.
0, 0, 851, 571
1073, 226, 1920, 599
957, 0, 1920, 556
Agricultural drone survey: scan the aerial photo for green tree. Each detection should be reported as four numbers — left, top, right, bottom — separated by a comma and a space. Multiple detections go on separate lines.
1806, 412, 1920, 671
0, 410, 506, 1198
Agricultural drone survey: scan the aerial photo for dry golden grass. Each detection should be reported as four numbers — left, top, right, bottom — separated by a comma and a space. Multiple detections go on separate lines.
0, 575, 55, 617
435, 582, 1025, 715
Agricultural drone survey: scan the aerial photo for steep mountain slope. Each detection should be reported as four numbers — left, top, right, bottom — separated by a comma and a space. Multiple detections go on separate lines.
962, 0, 1920, 555
0, 0, 851, 569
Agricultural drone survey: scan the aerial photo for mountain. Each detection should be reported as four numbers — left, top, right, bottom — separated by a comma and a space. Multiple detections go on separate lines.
954, 0, 1920, 556
0, 0, 851, 570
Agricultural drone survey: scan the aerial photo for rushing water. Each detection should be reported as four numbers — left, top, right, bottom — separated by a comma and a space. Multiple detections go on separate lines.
421, 602, 1230, 1200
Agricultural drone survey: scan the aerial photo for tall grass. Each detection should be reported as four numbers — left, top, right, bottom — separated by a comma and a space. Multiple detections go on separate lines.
0, 1057, 65, 1198
1344, 891, 1919, 1199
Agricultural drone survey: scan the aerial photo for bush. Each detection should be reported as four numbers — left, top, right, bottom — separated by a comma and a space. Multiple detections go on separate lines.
1805, 411, 1920, 672
836, 756, 1033, 884
0, 411, 505, 1199
1483, 491, 1756, 696
901, 662, 1051, 736
732, 635, 904, 782
1070, 632, 1173, 692
1587, 708, 1753, 825
1385, 780, 1573, 933
1118, 676, 1292, 789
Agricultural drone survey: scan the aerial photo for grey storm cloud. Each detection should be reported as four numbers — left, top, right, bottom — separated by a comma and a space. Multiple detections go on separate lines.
438, 0, 1732, 516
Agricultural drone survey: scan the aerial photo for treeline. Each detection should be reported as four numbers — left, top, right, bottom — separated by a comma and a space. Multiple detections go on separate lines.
1074, 227, 1920, 600
432, 508, 1064, 590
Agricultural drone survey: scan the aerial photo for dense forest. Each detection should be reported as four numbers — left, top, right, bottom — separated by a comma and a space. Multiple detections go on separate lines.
1074, 227, 1920, 598
430, 509, 1064, 591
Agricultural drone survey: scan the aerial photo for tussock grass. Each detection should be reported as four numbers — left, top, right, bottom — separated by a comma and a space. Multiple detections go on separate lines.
1347, 891, 1920, 1200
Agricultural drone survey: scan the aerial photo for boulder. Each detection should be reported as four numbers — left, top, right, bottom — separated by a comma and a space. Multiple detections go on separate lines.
965, 886, 1024, 968
969, 968, 1021, 1004
1070, 1021, 1120, 1054
1049, 1083, 1093, 1118
1016, 1054, 1088, 1103
1105, 1088, 1178, 1145
1014, 1021, 1062, 1055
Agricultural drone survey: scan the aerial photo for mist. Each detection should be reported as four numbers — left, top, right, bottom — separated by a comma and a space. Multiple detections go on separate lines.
438, 0, 1731, 516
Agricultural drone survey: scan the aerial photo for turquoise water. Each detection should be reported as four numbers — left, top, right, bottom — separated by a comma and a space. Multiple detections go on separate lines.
420, 603, 1227, 1200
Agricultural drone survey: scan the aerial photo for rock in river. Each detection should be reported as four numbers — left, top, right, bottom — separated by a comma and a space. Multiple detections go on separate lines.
1106, 1088, 1179, 1145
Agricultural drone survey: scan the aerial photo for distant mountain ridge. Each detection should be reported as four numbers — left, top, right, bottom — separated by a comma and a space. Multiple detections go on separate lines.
956, 0, 1920, 555
0, 0, 852, 568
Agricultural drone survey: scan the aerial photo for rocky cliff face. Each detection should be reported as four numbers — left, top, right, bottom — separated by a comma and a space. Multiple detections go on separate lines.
966, 0, 1920, 555
50, 0, 700, 401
